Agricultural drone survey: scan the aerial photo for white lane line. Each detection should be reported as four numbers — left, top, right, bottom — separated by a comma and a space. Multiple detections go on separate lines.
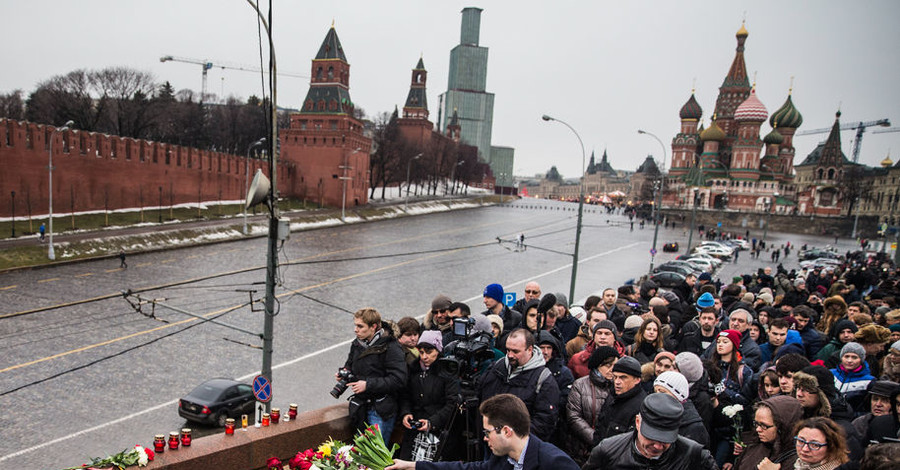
0, 240, 642, 462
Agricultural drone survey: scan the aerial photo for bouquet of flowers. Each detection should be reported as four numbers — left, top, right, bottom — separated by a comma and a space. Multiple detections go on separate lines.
63, 445, 154, 470
722, 404, 745, 446
288, 439, 356, 470
350, 424, 399, 470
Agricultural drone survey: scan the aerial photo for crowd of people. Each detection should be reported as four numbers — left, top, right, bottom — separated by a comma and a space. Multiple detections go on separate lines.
342, 249, 900, 470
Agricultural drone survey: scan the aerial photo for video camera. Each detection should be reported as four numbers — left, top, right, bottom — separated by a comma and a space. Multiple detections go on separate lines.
433, 317, 495, 384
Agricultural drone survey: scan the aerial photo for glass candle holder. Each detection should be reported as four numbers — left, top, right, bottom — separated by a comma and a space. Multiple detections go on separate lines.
270, 408, 280, 424
168, 431, 180, 450
225, 418, 236, 435
180, 428, 192, 447
241, 414, 248, 431
261, 413, 270, 426
288, 404, 298, 421
154, 434, 166, 453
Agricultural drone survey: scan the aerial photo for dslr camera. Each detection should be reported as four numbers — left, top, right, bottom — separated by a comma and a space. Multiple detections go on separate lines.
330, 367, 357, 399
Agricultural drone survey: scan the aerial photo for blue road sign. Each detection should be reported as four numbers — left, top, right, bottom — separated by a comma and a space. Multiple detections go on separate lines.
650, 248, 657, 255
504, 292, 517, 308
252, 375, 272, 403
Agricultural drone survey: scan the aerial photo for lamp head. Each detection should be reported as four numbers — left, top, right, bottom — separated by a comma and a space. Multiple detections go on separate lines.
62, 120, 74, 130
541, 115, 553, 122
638, 129, 646, 134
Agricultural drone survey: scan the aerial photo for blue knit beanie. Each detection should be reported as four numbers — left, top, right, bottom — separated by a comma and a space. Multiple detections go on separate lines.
483, 283, 504, 303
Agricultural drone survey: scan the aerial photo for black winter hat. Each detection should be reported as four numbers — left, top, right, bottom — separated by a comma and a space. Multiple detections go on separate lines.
587, 346, 619, 370
612, 356, 642, 378
868, 380, 900, 398
802, 365, 838, 398
830, 318, 859, 338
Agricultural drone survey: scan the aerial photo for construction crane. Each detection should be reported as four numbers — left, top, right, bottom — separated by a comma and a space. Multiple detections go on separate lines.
872, 127, 900, 135
159, 55, 307, 102
795, 118, 891, 163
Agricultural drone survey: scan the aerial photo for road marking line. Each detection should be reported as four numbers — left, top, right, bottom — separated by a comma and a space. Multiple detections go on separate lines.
37, 278, 60, 283
137, 263, 152, 267
0, 285, 17, 291
0, 241, 644, 463
160, 259, 175, 263
75, 273, 94, 278
104, 269, 122, 273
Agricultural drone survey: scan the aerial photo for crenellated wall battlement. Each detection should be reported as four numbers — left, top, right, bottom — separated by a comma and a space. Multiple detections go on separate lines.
0, 118, 293, 218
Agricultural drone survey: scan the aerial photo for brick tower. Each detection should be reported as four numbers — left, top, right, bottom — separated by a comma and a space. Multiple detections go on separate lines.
281, 24, 371, 208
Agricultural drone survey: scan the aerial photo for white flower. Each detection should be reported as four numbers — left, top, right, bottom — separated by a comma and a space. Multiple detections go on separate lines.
722, 404, 744, 418
134, 445, 150, 466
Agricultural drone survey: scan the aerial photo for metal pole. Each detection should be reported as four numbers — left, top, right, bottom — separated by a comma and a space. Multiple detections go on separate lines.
405, 154, 421, 210
10, 191, 15, 238
47, 120, 73, 260
851, 196, 860, 239
638, 130, 667, 272
687, 187, 698, 254
542, 115, 586, 305
340, 148, 359, 221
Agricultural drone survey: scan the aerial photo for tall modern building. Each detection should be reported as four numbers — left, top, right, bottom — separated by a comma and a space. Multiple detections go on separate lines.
440, 7, 515, 190
440, 7, 495, 165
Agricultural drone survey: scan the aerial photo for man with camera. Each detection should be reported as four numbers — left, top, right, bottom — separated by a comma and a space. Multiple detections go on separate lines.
387, 394, 579, 470
477, 328, 560, 441
337, 307, 407, 441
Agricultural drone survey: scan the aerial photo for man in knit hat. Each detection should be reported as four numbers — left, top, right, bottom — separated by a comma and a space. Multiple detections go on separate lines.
592, 356, 647, 445
830, 342, 876, 412
567, 320, 625, 379
816, 318, 860, 367
423, 295, 454, 345
481, 283, 521, 338
551, 292, 582, 344
653, 371, 709, 448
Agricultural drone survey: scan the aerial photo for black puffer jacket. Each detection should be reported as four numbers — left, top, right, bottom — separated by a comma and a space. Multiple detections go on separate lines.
680, 399, 709, 448
583, 432, 718, 470
398, 359, 460, 432
343, 324, 408, 421
477, 348, 560, 441
592, 382, 647, 445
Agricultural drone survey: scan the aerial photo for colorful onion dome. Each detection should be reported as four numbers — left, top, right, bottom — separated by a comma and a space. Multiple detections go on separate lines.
736, 21, 748, 38
734, 88, 768, 122
700, 118, 726, 142
881, 154, 894, 168
769, 94, 803, 129
679, 93, 703, 120
763, 127, 784, 145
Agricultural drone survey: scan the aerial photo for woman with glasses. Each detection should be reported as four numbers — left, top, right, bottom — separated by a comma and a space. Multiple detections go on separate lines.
792, 417, 849, 470
726, 395, 803, 470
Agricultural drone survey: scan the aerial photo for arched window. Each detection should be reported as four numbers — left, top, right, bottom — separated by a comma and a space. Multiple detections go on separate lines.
828, 168, 835, 180
327, 66, 334, 80
817, 169, 824, 179
316, 67, 323, 80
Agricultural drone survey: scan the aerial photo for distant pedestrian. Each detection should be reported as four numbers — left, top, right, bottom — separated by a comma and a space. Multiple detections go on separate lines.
630, 221, 634, 231
119, 250, 127, 269
39, 223, 46, 242
733, 248, 739, 263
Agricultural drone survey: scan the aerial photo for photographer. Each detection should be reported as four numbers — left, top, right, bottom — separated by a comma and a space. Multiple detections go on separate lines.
398, 331, 460, 461
340, 307, 407, 441
477, 328, 560, 441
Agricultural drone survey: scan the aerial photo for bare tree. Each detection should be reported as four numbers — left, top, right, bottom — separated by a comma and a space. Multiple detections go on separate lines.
0, 90, 25, 119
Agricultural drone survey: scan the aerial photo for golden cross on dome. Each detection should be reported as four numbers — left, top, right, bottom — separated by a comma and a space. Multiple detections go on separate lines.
692, 77, 697, 94
789, 76, 795, 95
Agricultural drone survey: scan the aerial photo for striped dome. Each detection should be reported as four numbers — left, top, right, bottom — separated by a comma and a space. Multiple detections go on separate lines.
700, 119, 726, 142
770, 95, 803, 129
679, 93, 703, 120
734, 88, 768, 122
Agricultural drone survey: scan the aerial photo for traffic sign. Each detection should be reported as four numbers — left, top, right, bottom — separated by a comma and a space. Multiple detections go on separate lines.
252, 375, 272, 403
650, 248, 657, 255
504, 292, 517, 308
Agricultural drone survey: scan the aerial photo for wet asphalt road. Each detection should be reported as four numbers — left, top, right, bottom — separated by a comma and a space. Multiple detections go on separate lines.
0, 200, 853, 469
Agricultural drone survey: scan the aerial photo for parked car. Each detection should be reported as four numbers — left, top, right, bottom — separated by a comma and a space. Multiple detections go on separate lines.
178, 378, 256, 426
662, 242, 679, 252
799, 257, 842, 269
798, 248, 840, 261
661, 260, 703, 276
654, 263, 695, 278
650, 271, 687, 288
678, 252, 723, 267
699, 241, 735, 254
684, 258, 716, 272
693, 245, 733, 260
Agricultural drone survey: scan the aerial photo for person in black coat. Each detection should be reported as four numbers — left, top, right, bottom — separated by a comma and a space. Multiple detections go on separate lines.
388, 394, 579, 470
477, 329, 560, 441
343, 308, 408, 441
866, 386, 900, 443
593, 356, 648, 445
398, 331, 460, 461
653, 371, 709, 448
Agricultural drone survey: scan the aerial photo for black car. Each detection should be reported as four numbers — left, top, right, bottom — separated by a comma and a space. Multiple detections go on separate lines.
662, 242, 679, 252
178, 378, 256, 426
650, 271, 686, 288
653, 263, 695, 278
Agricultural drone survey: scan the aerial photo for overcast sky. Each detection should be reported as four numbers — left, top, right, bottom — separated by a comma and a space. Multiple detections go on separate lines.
3, 1, 899, 178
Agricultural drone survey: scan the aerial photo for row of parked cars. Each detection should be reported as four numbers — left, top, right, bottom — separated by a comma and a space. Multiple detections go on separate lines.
649, 240, 745, 287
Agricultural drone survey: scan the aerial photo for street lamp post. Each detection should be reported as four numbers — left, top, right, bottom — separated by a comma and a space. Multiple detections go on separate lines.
244, 138, 266, 234
687, 187, 700, 254
10, 191, 15, 238
542, 114, 586, 305
405, 153, 422, 210
341, 148, 360, 221
449, 160, 465, 196
158, 186, 163, 223
851, 196, 860, 239
761, 191, 779, 245
48, 120, 74, 260
638, 129, 668, 273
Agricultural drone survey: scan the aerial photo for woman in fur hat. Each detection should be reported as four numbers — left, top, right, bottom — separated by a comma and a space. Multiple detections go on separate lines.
817, 296, 847, 336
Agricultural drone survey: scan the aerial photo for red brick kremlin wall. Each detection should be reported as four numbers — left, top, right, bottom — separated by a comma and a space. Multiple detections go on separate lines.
0, 118, 293, 218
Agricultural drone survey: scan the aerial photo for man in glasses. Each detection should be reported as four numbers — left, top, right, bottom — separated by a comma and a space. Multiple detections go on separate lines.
387, 394, 578, 470
423, 294, 454, 346
513, 281, 542, 314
